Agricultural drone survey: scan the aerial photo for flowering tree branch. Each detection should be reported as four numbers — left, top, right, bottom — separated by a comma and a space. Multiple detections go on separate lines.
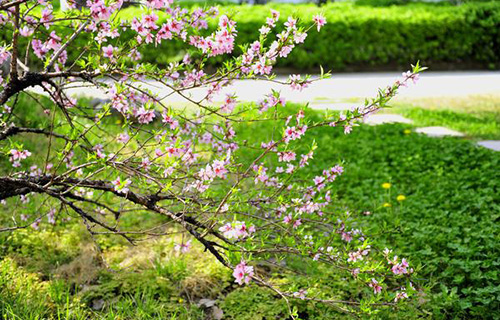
0, 0, 425, 315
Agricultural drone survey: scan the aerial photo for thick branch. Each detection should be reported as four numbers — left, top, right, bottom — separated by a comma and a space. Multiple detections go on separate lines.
0, 175, 231, 260
0, 124, 73, 142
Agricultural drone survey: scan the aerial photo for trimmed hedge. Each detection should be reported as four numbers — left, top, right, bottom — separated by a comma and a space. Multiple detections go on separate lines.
118, 2, 500, 71
4, 2, 500, 71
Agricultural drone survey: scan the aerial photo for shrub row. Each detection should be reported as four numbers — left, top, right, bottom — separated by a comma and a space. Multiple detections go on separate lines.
3, 2, 500, 71
117, 2, 500, 71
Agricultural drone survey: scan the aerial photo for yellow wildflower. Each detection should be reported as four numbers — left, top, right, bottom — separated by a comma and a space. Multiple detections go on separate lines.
397, 195, 406, 201
383, 202, 392, 208
382, 183, 391, 189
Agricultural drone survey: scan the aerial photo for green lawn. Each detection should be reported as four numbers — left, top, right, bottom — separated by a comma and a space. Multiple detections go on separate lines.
390, 95, 500, 139
1, 98, 500, 319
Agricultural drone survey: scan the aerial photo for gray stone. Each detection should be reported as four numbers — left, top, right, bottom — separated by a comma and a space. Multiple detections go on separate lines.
477, 140, 500, 151
415, 126, 464, 137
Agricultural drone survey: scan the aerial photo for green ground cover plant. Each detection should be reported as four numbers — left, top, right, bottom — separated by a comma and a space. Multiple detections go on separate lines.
1, 99, 499, 319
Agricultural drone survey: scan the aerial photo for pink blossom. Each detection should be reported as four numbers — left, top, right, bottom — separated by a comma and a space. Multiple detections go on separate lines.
293, 219, 302, 229
117, 133, 130, 143
47, 208, 56, 224
31, 218, 41, 230
233, 260, 254, 285
341, 232, 353, 242
394, 289, 408, 302
135, 107, 156, 124
20, 195, 29, 204
9, 149, 31, 167
278, 151, 296, 162
219, 221, 255, 240
284, 17, 297, 30
102, 44, 115, 59
368, 279, 382, 294
112, 177, 131, 194
313, 176, 325, 190
212, 160, 228, 178
20, 26, 34, 37
313, 14, 326, 32
40, 9, 53, 28
93, 144, 106, 159
221, 94, 236, 113
174, 240, 192, 253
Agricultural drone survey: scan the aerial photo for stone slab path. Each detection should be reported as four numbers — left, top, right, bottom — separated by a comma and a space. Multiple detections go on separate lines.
415, 126, 465, 137
477, 141, 500, 152
362, 114, 500, 152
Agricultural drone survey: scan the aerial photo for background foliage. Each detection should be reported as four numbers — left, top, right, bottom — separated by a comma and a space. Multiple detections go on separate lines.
11, 1, 500, 71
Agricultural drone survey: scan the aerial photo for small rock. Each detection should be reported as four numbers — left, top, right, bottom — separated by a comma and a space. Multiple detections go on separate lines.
415, 126, 464, 137
477, 140, 500, 151
198, 298, 216, 308
92, 299, 105, 311
212, 306, 224, 320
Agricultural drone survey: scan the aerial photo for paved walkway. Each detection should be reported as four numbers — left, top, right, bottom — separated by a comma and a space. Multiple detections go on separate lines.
28, 71, 500, 151
29, 71, 500, 106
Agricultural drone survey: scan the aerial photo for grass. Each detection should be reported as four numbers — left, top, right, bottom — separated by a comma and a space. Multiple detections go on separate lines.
389, 95, 500, 139
1, 95, 500, 319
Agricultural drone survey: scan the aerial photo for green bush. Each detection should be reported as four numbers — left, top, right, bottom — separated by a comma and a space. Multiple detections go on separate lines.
118, 2, 500, 71
4, 2, 499, 71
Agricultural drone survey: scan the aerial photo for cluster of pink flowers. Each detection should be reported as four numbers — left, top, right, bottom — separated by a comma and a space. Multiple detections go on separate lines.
134, 107, 156, 124
189, 15, 236, 57
283, 125, 307, 143
9, 149, 31, 167
239, 10, 319, 75
278, 151, 296, 163
258, 92, 285, 113
112, 177, 132, 194
289, 74, 310, 91
389, 256, 413, 275
198, 160, 228, 182
347, 246, 371, 263
219, 220, 255, 240
283, 214, 302, 228
47, 208, 56, 225
311, 164, 343, 191
0, 47, 10, 65
32, 31, 66, 66
233, 260, 254, 285
368, 278, 382, 294
102, 44, 116, 59
162, 112, 180, 129
87, 0, 123, 21
401, 71, 420, 86
220, 94, 237, 113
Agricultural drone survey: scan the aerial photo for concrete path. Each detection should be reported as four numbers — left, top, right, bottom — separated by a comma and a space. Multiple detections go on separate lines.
27, 70, 500, 151
29, 71, 500, 107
